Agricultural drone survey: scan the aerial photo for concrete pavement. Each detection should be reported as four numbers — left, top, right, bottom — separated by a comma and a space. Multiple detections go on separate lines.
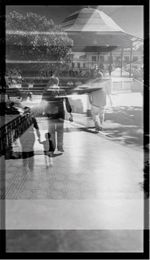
3, 76, 144, 252
4, 115, 144, 252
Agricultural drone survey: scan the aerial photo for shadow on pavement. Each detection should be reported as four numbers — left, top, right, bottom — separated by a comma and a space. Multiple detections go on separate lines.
65, 126, 99, 134
4, 151, 63, 160
104, 106, 143, 147
65, 106, 143, 147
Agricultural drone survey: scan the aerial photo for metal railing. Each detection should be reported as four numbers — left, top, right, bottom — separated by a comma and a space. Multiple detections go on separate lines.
0, 113, 33, 156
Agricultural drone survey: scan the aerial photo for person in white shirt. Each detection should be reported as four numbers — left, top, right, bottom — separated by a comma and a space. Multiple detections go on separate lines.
88, 78, 112, 131
89, 88, 106, 131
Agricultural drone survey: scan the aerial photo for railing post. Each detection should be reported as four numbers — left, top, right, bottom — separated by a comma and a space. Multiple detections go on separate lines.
0, 113, 33, 157
121, 48, 124, 77
129, 43, 133, 78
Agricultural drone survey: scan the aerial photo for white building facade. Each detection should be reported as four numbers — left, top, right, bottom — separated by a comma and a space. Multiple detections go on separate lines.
70, 48, 143, 71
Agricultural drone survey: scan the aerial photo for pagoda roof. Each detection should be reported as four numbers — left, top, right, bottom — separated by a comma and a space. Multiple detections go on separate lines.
61, 8, 142, 50
62, 8, 124, 32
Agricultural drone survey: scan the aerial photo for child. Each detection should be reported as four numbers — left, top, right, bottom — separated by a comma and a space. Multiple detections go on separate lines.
38, 132, 54, 167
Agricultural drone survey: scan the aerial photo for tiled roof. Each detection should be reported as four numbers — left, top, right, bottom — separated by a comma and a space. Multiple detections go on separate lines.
61, 8, 124, 32
61, 8, 142, 49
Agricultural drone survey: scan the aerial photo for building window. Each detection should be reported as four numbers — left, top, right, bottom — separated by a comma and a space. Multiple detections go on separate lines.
104, 55, 109, 62
72, 63, 74, 68
100, 56, 104, 62
83, 63, 86, 68
124, 56, 130, 63
77, 63, 80, 68
115, 56, 120, 61
108, 55, 113, 63
133, 56, 138, 62
92, 56, 96, 62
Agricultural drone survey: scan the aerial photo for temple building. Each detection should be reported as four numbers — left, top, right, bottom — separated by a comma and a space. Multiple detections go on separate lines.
61, 7, 143, 74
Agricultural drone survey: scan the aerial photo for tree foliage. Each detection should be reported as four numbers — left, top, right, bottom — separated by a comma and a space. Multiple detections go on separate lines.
6, 11, 73, 61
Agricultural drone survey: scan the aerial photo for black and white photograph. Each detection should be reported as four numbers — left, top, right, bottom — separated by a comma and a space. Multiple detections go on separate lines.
0, 2, 149, 258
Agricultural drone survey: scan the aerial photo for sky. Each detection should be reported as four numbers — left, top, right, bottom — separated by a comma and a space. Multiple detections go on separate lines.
6, 5, 144, 38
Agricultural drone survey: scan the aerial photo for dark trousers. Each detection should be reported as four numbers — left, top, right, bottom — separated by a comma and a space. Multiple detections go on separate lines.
48, 118, 64, 150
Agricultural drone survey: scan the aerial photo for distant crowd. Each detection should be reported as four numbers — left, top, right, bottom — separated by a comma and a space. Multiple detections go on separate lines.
6, 64, 113, 85
40, 64, 111, 79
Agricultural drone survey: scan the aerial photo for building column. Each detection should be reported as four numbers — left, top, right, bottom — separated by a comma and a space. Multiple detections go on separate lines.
120, 48, 124, 77
108, 51, 113, 77
129, 43, 133, 78
109, 51, 113, 65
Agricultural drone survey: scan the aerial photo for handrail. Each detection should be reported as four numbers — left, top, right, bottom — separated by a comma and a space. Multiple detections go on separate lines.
133, 78, 143, 84
0, 113, 33, 156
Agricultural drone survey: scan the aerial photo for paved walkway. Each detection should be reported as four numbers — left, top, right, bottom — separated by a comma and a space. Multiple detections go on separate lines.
3, 76, 144, 252
4, 115, 144, 252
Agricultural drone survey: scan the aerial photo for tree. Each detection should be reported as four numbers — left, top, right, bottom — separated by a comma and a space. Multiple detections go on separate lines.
6, 11, 73, 76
